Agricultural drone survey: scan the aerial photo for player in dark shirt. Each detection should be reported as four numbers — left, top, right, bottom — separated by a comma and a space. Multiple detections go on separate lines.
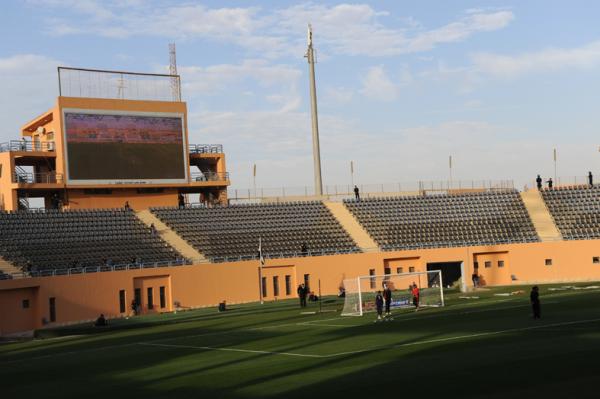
375, 291, 384, 322
530, 286, 541, 319
383, 284, 393, 319
297, 284, 307, 308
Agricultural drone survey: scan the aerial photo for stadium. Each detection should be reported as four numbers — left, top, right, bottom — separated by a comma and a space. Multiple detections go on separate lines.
3, 5, 600, 398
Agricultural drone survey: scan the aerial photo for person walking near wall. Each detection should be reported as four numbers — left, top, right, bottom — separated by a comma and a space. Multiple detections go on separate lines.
530, 286, 541, 319
297, 284, 307, 308
536, 175, 543, 190
472, 271, 479, 288
589, 171, 593, 186
354, 185, 360, 201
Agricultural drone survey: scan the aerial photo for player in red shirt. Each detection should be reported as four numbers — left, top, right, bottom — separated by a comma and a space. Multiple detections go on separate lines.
411, 282, 420, 312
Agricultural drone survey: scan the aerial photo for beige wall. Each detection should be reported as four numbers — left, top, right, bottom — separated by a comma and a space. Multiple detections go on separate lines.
0, 152, 16, 210
2, 239, 600, 334
67, 189, 179, 210
0, 287, 39, 335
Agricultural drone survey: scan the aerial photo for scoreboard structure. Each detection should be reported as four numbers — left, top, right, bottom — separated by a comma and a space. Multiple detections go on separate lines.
0, 67, 229, 211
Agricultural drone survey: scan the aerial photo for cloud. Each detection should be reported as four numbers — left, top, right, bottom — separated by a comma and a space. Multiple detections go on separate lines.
323, 86, 354, 105
187, 104, 372, 188
0, 54, 62, 141
472, 40, 600, 78
34, 2, 514, 58
399, 10, 514, 54
360, 66, 398, 101
276, 5, 513, 56
179, 59, 301, 96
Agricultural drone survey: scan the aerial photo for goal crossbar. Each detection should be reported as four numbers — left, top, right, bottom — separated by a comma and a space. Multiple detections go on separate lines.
341, 270, 444, 316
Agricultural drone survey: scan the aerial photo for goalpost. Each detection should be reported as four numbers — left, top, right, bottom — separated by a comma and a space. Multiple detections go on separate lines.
341, 270, 445, 316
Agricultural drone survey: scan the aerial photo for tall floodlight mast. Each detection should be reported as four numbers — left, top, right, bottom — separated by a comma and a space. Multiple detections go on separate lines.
305, 24, 323, 196
169, 43, 180, 101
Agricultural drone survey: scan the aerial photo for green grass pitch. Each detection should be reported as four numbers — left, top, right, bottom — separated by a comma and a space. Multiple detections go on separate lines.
2, 283, 600, 398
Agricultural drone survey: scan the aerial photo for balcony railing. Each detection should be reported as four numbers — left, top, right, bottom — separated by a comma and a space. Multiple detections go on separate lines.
229, 180, 515, 201
528, 175, 596, 190
13, 172, 64, 184
189, 144, 223, 154
0, 140, 55, 153
190, 171, 229, 182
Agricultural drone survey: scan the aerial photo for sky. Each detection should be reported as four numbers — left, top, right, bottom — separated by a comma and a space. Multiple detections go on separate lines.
1, 0, 600, 192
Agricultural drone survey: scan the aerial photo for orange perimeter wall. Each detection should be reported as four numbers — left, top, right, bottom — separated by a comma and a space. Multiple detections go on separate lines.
2, 239, 600, 335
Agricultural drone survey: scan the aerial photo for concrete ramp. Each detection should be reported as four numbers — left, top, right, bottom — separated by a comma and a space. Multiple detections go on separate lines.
520, 190, 562, 241
136, 210, 208, 262
0, 256, 23, 276
324, 201, 379, 251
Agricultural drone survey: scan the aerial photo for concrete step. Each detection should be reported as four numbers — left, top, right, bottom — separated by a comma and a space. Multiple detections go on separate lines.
0, 256, 22, 275
136, 210, 208, 263
520, 189, 562, 242
323, 201, 379, 251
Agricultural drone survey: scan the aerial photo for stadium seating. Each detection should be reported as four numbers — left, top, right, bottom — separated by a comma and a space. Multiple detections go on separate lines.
151, 201, 360, 261
0, 209, 184, 272
541, 185, 600, 240
344, 190, 539, 250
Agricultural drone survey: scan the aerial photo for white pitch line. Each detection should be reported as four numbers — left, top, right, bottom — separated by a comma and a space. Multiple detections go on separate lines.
299, 323, 350, 328
138, 342, 325, 358
148, 316, 347, 344
324, 317, 600, 358
138, 317, 600, 359
0, 293, 583, 364
0, 343, 134, 365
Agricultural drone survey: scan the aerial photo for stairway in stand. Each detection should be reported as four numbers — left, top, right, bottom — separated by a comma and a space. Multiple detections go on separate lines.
323, 201, 379, 251
0, 256, 24, 276
136, 210, 208, 263
520, 189, 562, 241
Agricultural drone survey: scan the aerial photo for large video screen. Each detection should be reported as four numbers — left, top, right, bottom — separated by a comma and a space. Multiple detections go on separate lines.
63, 110, 187, 184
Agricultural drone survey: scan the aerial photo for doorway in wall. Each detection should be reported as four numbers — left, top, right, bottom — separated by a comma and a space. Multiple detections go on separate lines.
427, 262, 462, 288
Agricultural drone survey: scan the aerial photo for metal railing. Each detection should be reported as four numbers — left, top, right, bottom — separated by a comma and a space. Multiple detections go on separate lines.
0, 246, 364, 280
4, 233, 600, 281
0, 140, 55, 153
190, 171, 229, 182
209, 248, 362, 263
189, 144, 223, 154
13, 172, 64, 184
229, 180, 515, 201
528, 175, 596, 190
18, 259, 193, 278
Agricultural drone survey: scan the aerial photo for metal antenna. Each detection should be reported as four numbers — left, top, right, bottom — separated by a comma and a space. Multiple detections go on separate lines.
169, 43, 180, 101
305, 24, 323, 196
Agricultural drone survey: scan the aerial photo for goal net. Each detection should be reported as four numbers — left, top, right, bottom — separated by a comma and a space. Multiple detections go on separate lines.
341, 270, 444, 316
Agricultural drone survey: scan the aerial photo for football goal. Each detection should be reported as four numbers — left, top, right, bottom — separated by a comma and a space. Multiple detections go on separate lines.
341, 270, 445, 316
